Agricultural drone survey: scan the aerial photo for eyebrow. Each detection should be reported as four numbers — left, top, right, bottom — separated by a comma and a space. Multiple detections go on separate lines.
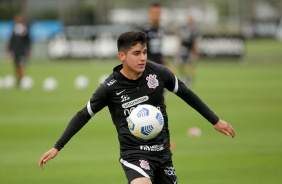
132, 45, 147, 52
132, 48, 147, 53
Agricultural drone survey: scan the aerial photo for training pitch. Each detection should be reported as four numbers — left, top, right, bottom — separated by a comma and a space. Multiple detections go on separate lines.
0, 39, 282, 184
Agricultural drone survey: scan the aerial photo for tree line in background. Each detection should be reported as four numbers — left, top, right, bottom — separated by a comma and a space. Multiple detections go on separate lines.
1, 0, 281, 24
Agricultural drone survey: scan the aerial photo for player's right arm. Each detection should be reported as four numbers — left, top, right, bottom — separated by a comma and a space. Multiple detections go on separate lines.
38, 83, 108, 169
6, 33, 15, 56
38, 107, 92, 170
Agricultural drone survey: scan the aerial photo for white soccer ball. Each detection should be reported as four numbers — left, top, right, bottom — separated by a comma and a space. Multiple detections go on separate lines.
20, 76, 33, 90
127, 104, 164, 140
0, 77, 3, 89
3, 75, 16, 89
43, 77, 58, 92
74, 75, 89, 90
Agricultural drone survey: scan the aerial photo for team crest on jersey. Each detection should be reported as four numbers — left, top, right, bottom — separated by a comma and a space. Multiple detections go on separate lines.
146, 74, 159, 89
139, 160, 150, 170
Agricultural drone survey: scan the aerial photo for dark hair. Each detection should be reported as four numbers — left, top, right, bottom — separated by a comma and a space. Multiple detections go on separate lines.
117, 30, 147, 52
150, 2, 161, 8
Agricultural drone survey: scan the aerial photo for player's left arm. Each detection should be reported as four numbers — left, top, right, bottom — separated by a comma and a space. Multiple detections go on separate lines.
176, 83, 235, 137
25, 28, 32, 57
191, 37, 200, 60
162, 67, 235, 137
190, 28, 201, 60
6, 33, 15, 56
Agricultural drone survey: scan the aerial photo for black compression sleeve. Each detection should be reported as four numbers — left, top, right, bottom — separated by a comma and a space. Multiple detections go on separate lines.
54, 107, 91, 151
176, 82, 219, 124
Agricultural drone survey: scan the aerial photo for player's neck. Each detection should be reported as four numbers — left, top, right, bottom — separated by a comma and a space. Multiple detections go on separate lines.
150, 21, 159, 28
120, 68, 142, 80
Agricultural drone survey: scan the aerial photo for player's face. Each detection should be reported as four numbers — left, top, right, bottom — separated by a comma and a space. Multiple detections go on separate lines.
187, 15, 194, 26
119, 43, 147, 78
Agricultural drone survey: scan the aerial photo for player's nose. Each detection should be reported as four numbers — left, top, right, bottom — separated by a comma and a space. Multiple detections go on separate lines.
141, 53, 147, 61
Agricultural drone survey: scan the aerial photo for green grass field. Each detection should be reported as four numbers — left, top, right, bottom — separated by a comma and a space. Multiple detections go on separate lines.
0, 39, 282, 183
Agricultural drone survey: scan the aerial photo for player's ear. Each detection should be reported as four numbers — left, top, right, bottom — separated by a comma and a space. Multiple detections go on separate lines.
118, 51, 125, 61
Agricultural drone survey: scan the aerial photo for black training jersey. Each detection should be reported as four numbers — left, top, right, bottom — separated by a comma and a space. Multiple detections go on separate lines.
54, 62, 219, 157
87, 62, 175, 156
142, 25, 164, 64
8, 23, 31, 56
178, 25, 200, 57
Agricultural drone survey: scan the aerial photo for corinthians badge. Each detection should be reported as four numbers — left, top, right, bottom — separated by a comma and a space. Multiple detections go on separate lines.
139, 160, 150, 170
146, 74, 159, 89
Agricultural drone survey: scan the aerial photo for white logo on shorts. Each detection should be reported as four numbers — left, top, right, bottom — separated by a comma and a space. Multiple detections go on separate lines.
164, 166, 176, 176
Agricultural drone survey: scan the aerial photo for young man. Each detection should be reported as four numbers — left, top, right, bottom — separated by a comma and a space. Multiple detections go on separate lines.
176, 15, 201, 85
142, 3, 163, 64
7, 14, 31, 87
142, 3, 174, 72
39, 31, 235, 184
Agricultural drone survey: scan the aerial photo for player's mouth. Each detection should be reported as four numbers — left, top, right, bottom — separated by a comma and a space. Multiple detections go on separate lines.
138, 63, 146, 68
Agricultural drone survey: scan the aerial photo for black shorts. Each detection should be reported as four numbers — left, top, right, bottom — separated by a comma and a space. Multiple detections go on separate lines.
120, 153, 178, 184
13, 55, 27, 67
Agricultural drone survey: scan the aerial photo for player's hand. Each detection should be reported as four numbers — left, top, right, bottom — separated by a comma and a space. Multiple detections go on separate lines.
214, 119, 235, 138
38, 148, 58, 170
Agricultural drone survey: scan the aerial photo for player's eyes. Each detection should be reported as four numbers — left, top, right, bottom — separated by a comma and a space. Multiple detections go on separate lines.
133, 52, 141, 56
132, 50, 146, 55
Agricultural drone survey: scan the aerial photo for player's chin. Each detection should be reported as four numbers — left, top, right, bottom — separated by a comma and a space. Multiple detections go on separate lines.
136, 67, 145, 73
136, 66, 146, 72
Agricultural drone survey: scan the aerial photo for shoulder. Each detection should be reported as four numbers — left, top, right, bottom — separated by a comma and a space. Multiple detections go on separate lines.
100, 73, 117, 89
146, 61, 169, 74
146, 62, 176, 90
146, 61, 160, 70
99, 64, 125, 90
92, 73, 116, 100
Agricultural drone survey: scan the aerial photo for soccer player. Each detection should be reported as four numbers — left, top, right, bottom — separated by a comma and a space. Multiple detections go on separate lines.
7, 14, 31, 87
39, 30, 235, 184
176, 15, 201, 85
142, 3, 174, 71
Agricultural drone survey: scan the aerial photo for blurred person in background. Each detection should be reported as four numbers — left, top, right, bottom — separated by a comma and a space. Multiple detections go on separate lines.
176, 15, 200, 85
7, 14, 31, 87
142, 3, 174, 72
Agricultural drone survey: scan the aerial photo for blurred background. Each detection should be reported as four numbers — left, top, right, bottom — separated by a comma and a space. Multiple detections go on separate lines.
0, 0, 282, 184
0, 0, 281, 59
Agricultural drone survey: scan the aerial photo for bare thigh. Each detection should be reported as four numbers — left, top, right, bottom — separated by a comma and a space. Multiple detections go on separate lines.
131, 177, 152, 184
